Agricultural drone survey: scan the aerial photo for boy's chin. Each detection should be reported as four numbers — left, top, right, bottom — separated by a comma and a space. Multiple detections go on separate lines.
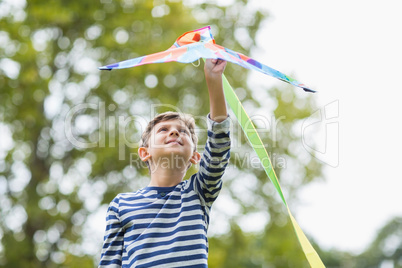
152, 154, 191, 166
152, 153, 191, 170
161, 147, 191, 156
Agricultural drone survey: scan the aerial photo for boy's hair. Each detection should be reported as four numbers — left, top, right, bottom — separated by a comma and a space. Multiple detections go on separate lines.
140, 111, 198, 151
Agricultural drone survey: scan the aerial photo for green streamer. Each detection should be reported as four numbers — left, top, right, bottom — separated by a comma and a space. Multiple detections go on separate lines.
221, 73, 325, 267
222, 74, 286, 205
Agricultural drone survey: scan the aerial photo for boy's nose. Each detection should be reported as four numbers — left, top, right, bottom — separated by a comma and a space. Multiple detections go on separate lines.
169, 129, 179, 136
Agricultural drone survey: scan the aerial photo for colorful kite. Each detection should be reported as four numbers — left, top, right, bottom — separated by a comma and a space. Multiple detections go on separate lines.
99, 26, 314, 93
99, 26, 324, 267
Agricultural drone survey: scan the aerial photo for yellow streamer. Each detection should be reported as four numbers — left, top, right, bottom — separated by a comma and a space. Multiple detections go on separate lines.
221, 73, 325, 267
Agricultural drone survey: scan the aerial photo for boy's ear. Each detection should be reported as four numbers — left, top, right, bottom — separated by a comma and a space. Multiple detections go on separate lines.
190, 151, 201, 165
138, 147, 151, 162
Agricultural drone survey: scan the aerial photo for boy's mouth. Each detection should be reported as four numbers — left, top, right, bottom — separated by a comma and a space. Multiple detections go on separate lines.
166, 139, 183, 145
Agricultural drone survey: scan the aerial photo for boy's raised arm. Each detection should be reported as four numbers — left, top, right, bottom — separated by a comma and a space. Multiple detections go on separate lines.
204, 59, 227, 122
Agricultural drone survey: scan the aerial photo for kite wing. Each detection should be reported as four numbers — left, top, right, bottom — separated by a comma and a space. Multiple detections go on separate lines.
99, 26, 314, 92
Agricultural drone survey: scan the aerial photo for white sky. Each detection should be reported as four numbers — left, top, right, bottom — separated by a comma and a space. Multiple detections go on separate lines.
253, 0, 402, 254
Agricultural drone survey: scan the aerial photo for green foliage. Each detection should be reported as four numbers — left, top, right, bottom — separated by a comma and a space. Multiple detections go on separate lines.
0, 0, 339, 267
308, 217, 402, 268
354, 217, 402, 268
209, 221, 310, 268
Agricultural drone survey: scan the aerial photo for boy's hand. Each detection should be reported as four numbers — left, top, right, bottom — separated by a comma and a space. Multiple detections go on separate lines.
204, 59, 227, 80
204, 59, 227, 122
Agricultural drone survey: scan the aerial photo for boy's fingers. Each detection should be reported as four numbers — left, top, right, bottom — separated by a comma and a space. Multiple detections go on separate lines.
216, 60, 227, 70
205, 59, 226, 73
210, 59, 218, 64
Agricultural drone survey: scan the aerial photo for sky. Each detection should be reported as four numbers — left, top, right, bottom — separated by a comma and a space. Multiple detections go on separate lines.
251, 0, 402, 254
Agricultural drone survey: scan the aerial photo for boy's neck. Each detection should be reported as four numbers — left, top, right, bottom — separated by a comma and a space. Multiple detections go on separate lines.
148, 165, 187, 187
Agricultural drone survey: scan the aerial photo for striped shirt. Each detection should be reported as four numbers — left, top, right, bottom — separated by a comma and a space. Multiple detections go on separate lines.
99, 116, 231, 267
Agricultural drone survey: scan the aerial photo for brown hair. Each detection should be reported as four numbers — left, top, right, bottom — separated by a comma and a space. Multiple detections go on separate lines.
140, 111, 198, 150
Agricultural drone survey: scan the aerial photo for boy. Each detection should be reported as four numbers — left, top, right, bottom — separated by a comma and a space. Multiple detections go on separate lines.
99, 59, 231, 267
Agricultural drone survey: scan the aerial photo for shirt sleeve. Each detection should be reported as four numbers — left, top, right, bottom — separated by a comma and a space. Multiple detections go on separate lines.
192, 114, 231, 208
99, 196, 124, 268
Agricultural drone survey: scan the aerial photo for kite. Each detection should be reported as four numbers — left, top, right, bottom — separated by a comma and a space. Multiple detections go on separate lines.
99, 26, 324, 267
99, 26, 314, 93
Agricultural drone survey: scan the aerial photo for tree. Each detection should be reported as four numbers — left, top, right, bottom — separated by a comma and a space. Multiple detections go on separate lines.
353, 217, 402, 268
0, 0, 325, 266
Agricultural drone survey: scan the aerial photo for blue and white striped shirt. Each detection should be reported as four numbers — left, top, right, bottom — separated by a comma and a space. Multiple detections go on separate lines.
99, 116, 231, 267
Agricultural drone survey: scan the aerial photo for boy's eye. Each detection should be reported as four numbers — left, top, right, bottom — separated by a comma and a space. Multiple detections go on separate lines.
158, 127, 167, 132
180, 129, 189, 134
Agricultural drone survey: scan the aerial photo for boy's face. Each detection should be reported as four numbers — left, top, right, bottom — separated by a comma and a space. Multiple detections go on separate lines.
142, 119, 199, 168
